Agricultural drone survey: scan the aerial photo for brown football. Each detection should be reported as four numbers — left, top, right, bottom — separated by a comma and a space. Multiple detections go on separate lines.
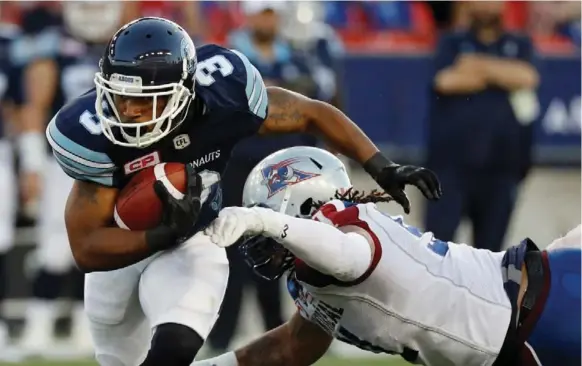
114, 162, 187, 231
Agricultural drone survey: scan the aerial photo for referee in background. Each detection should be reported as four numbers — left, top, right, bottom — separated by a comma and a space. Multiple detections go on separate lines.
425, 2, 540, 251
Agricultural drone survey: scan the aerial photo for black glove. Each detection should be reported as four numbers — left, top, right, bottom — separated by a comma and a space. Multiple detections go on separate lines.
145, 164, 203, 252
364, 152, 442, 214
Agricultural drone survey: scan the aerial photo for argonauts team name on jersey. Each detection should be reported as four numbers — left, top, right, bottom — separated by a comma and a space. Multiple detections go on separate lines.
191, 150, 221, 168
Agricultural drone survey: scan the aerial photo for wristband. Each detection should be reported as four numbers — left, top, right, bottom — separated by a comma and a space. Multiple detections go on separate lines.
18, 131, 47, 173
145, 225, 179, 252
362, 152, 394, 180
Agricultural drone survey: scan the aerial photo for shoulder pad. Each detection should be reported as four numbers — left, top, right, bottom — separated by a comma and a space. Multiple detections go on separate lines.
46, 92, 117, 186
312, 200, 358, 223
196, 44, 268, 120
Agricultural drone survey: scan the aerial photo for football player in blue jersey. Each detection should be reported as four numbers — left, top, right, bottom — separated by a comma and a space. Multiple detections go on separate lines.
45, 17, 441, 366
15, 2, 123, 355
0, 20, 23, 361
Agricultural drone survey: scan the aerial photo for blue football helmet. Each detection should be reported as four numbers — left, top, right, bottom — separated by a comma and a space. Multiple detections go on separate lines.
95, 17, 197, 147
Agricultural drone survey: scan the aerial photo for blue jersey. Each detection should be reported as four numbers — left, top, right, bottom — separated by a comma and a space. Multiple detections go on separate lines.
0, 25, 20, 137
46, 45, 268, 222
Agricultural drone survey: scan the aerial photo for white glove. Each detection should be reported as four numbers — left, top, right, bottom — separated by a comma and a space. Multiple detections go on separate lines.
204, 207, 266, 248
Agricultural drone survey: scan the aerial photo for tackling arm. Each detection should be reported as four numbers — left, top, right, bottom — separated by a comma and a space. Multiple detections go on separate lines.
195, 312, 333, 366
207, 205, 377, 282
262, 207, 376, 282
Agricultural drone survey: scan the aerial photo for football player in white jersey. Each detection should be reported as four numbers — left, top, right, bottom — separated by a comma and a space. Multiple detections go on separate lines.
196, 146, 581, 366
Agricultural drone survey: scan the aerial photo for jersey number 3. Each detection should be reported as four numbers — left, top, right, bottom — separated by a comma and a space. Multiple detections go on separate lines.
195, 55, 234, 86
79, 110, 102, 135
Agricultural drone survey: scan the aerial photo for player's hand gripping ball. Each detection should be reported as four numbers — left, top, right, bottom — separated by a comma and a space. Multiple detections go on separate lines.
114, 162, 189, 231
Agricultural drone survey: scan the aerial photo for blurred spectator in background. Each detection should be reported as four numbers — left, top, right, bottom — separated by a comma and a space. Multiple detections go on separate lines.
121, 1, 205, 42
0, 14, 20, 361
529, 1, 581, 48
14, 1, 122, 355
425, 1, 539, 252
228, 1, 319, 97
283, 2, 345, 107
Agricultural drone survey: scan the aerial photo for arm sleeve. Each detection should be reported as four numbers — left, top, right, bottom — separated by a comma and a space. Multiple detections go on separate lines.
45, 112, 117, 187
257, 207, 373, 282
229, 49, 269, 120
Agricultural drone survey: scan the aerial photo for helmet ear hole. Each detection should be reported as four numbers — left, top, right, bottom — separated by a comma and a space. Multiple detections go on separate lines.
299, 198, 314, 217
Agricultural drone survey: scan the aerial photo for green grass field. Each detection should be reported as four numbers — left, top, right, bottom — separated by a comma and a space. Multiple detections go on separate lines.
0, 356, 410, 366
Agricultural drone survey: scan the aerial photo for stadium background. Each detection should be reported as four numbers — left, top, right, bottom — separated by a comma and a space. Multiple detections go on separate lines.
0, 1, 580, 365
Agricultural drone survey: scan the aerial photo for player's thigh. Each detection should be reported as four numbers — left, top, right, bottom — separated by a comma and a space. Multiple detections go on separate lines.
0, 140, 16, 252
85, 260, 147, 325
139, 235, 229, 339
37, 158, 76, 271
90, 283, 150, 366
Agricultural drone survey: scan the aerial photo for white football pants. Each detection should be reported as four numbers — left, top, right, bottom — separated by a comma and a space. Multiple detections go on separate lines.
85, 234, 229, 366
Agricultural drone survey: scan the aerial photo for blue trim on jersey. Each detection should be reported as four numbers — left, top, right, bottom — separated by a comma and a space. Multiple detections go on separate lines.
386, 214, 449, 257
53, 152, 114, 177
47, 115, 114, 167
59, 161, 114, 186
391, 216, 423, 237
231, 49, 269, 119
46, 114, 116, 186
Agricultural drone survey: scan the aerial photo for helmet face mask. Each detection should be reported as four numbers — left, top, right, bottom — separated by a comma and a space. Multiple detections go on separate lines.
239, 235, 295, 281
94, 17, 197, 148
95, 72, 193, 148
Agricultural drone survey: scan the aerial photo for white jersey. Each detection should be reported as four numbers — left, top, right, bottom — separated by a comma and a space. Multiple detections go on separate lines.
287, 200, 512, 366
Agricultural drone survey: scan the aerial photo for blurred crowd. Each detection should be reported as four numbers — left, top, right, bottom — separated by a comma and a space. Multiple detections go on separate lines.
0, 0, 578, 361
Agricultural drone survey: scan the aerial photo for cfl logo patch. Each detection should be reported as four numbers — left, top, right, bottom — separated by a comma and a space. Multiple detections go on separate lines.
173, 134, 191, 150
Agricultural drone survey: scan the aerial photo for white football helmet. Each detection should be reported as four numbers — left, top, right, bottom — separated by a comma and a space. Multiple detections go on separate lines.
62, 1, 123, 43
242, 146, 352, 217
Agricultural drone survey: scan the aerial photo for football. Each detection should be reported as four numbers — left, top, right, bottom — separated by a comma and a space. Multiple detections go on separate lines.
114, 162, 187, 231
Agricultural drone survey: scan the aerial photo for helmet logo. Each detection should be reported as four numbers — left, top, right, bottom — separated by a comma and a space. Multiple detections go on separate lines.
261, 158, 320, 198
